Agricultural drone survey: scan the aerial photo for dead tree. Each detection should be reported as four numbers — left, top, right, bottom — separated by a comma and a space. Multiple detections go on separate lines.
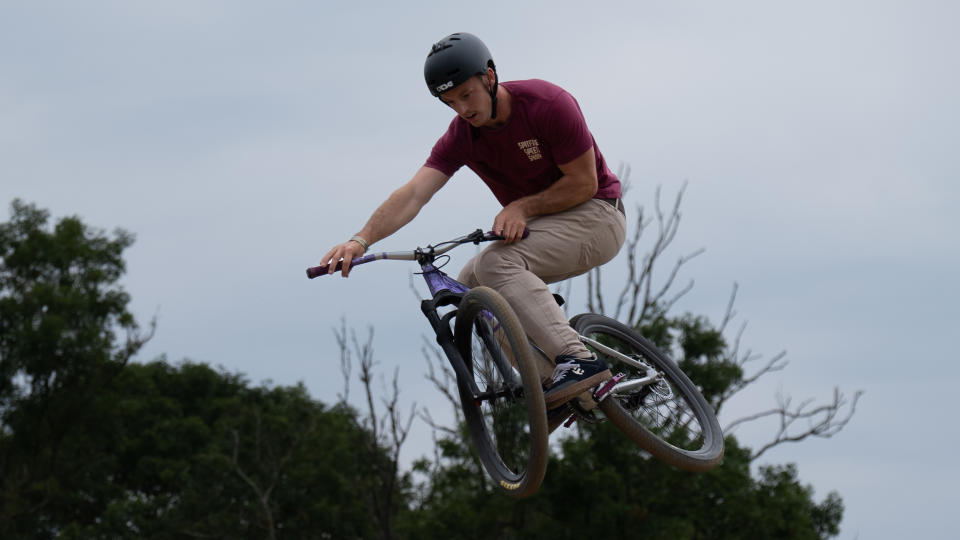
334, 320, 416, 540
582, 180, 862, 462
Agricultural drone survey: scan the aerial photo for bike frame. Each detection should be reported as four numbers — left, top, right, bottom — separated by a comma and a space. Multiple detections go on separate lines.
415, 261, 484, 399
306, 229, 657, 403
307, 229, 724, 473
580, 335, 660, 396
307, 229, 512, 402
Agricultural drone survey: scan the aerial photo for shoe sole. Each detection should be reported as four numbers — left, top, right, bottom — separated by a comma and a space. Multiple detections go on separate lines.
547, 409, 574, 433
543, 370, 612, 408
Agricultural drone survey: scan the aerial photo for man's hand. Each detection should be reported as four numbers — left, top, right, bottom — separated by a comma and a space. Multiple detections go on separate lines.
493, 200, 529, 244
319, 239, 367, 277
489, 148, 598, 243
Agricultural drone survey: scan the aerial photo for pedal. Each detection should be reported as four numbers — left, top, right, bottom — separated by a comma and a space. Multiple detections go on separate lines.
562, 394, 606, 428
593, 373, 625, 403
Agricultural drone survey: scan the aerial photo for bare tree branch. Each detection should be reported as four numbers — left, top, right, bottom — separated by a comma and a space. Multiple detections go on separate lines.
420, 336, 463, 423
583, 181, 863, 463
611, 206, 648, 321
192, 401, 320, 540
590, 182, 704, 328
333, 318, 352, 404
725, 388, 865, 461
231, 423, 276, 540
718, 282, 739, 334
709, 282, 863, 460
419, 407, 459, 439
552, 280, 573, 317
408, 271, 424, 301
616, 162, 633, 198
417, 336, 491, 496
334, 319, 417, 540
419, 338, 467, 440
383, 366, 417, 466
587, 264, 605, 316
711, 286, 790, 415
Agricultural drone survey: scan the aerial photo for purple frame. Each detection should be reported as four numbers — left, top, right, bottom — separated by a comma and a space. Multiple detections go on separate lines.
420, 263, 470, 297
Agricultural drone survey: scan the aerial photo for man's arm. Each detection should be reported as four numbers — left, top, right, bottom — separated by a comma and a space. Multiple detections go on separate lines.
493, 147, 598, 243
320, 166, 450, 276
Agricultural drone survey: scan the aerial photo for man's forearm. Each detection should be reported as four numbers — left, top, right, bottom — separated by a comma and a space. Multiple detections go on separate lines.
355, 184, 424, 246
513, 173, 598, 218
351, 166, 449, 248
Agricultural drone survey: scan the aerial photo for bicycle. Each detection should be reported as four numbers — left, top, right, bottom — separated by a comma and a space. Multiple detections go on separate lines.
307, 229, 724, 498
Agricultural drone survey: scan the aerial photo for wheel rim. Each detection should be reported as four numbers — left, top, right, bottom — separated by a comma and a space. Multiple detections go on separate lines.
584, 328, 713, 455
464, 316, 532, 482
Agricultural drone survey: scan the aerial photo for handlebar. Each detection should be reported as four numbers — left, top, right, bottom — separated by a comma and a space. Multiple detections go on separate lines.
306, 228, 528, 279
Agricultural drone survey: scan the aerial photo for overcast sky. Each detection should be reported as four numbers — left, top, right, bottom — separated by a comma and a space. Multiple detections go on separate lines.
3, 1, 958, 538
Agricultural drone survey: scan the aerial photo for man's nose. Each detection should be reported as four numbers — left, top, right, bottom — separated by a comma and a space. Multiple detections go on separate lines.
451, 101, 468, 115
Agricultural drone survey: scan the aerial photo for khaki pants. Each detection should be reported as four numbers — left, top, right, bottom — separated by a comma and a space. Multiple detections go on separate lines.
458, 198, 627, 381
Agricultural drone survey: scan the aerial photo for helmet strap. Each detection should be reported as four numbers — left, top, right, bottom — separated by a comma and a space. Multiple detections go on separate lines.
489, 69, 499, 120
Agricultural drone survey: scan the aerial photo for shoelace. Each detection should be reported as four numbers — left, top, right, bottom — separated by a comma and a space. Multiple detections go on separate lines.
550, 361, 580, 383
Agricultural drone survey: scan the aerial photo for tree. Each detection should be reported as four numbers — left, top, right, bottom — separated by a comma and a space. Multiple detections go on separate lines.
0, 200, 151, 535
335, 320, 418, 540
395, 182, 856, 538
582, 183, 862, 461
399, 424, 843, 539
0, 201, 411, 538
55, 360, 395, 539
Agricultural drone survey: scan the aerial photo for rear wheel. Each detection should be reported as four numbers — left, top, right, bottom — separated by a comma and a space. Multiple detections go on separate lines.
571, 313, 724, 472
454, 287, 548, 497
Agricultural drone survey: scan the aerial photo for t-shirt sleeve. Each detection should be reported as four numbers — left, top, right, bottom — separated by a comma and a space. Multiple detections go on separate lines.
543, 91, 594, 165
424, 119, 465, 177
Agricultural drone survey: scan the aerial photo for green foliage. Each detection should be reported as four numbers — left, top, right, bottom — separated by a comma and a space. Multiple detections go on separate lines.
0, 200, 144, 537
0, 201, 846, 538
0, 202, 407, 538
638, 310, 742, 406
50, 360, 391, 539
401, 304, 842, 539
402, 424, 843, 539
0, 200, 138, 400
0, 351, 406, 538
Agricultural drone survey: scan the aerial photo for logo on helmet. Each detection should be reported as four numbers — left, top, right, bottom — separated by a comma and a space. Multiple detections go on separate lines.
436, 81, 455, 93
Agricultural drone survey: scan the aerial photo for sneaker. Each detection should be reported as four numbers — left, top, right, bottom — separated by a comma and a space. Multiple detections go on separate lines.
546, 402, 574, 433
543, 355, 612, 408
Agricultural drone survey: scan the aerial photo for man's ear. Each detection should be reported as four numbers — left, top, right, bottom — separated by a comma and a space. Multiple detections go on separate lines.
483, 68, 496, 90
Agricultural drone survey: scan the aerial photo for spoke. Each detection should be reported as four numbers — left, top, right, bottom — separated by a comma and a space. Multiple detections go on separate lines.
469, 314, 530, 476
588, 330, 709, 451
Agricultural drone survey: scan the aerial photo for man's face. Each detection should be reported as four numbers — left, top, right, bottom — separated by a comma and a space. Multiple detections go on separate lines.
439, 71, 494, 127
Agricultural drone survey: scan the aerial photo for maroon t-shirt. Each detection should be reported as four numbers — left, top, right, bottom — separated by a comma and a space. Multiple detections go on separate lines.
425, 79, 621, 207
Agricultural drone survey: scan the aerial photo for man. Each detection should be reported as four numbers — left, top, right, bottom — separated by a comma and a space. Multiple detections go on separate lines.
320, 32, 626, 415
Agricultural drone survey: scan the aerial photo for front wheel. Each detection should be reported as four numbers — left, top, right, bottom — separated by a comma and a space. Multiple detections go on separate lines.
571, 313, 724, 472
454, 286, 549, 498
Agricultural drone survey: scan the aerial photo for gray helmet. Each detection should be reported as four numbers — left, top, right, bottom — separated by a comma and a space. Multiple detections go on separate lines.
424, 32, 500, 117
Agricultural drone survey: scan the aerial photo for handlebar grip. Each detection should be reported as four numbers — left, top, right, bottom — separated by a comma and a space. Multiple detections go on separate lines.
306, 253, 377, 279
306, 262, 338, 279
